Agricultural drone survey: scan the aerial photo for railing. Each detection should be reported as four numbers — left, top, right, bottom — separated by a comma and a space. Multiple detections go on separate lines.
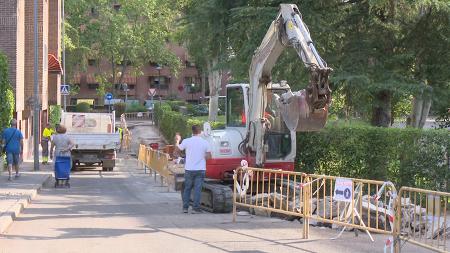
394, 187, 450, 253
233, 166, 450, 252
121, 111, 153, 122
137, 144, 175, 191
232, 167, 397, 243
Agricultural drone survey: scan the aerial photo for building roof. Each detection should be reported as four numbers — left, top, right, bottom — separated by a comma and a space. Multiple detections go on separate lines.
48, 54, 63, 74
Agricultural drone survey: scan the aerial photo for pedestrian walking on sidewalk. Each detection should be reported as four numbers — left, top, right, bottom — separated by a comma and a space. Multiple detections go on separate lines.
41, 123, 54, 165
1, 119, 24, 181
175, 125, 212, 214
50, 125, 74, 160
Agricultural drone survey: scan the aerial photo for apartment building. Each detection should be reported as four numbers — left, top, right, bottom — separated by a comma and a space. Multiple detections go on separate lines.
69, 43, 227, 106
0, 0, 62, 159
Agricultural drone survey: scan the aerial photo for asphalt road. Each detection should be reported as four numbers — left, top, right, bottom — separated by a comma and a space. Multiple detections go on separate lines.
0, 157, 430, 253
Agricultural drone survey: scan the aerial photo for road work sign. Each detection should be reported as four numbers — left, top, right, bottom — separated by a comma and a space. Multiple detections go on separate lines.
334, 178, 353, 202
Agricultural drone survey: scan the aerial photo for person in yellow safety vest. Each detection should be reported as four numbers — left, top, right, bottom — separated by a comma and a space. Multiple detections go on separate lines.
41, 123, 54, 165
115, 126, 123, 152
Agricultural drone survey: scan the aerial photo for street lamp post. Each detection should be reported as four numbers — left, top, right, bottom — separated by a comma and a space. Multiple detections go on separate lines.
191, 83, 195, 101
122, 83, 128, 103
156, 65, 162, 104
33, 0, 39, 171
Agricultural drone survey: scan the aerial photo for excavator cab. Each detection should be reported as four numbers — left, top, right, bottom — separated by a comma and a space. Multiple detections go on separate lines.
226, 85, 248, 128
265, 88, 292, 160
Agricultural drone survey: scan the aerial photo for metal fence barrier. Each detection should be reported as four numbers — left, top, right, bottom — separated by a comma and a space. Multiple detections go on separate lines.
233, 166, 450, 253
137, 144, 174, 191
232, 166, 399, 250
394, 187, 450, 253
121, 112, 153, 122
232, 167, 309, 237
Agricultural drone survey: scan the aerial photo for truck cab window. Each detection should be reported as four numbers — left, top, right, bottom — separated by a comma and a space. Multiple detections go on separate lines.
226, 87, 246, 127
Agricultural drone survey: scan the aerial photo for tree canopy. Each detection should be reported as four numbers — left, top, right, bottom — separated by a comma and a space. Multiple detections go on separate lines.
180, 0, 450, 126
65, 0, 185, 97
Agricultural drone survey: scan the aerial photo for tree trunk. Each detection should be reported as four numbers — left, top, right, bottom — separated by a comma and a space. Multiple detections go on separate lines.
207, 58, 222, 122
371, 90, 392, 127
408, 93, 432, 128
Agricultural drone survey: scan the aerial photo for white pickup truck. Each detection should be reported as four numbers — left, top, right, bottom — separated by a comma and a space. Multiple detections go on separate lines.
60, 111, 121, 171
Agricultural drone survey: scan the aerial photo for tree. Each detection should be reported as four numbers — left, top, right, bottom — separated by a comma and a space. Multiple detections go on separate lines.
179, 0, 236, 121
402, 2, 450, 128
65, 0, 183, 100
0, 51, 15, 132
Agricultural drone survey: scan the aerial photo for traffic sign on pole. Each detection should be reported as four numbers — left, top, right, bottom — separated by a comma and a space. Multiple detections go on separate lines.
61, 84, 70, 95
148, 88, 156, 97
105, 92, 113, 100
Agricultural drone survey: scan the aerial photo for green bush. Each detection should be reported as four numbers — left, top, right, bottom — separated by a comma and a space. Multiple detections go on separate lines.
75, 102, 91, 112
49, 105, 62, 128
0, 51, 14, 132
297, 126, 450, 191
125, 102, 147, 113
166, 100, 187, 112
114, 102, 126, 116
154, 103, 226, 143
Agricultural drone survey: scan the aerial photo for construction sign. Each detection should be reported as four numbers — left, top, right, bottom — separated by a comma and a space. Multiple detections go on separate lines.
334, 178, 353, 202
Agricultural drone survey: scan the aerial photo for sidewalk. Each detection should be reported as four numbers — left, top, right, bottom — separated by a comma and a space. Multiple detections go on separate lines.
0, 161, 52, 233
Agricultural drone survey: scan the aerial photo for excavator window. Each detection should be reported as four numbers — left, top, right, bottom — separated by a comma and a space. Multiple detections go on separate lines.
226, 87, 246, 127
265, 89, 291, 159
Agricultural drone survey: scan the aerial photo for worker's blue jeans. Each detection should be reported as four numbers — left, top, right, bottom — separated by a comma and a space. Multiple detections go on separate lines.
183, 170, 205, 210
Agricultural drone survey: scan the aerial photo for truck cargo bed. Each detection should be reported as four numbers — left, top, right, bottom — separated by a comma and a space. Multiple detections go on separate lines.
68, 133, 120, 150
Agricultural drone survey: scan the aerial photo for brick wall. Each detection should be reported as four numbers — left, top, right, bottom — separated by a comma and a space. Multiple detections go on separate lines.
0, 0, 19, 94
48, 0, 61, 105
24, 0, 49, 112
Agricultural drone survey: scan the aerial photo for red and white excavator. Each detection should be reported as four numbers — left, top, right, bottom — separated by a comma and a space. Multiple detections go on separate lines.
194, 4, 332, 212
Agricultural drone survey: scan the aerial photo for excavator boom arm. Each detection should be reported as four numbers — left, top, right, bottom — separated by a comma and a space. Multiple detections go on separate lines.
246, 4, 332, 166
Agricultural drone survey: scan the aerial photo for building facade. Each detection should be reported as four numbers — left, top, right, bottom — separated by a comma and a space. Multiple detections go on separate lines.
0, 0, 62, 159
69, 44, 227, 106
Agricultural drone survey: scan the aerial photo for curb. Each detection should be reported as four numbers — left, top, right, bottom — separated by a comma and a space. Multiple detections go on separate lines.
0, 174, 52, 234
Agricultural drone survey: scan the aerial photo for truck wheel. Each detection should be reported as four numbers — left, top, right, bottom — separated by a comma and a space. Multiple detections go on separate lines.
102, 167, 113, 171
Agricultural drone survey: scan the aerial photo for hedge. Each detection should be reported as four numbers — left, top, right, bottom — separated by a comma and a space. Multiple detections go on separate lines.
297, 126, 450, 191
0, 51, 14, 132
75, 102, 91, 112
49, 105, 61, 128
154, 103, 225, 143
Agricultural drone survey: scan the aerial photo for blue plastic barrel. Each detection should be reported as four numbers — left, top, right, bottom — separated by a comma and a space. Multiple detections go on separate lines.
54, 156, 71, 180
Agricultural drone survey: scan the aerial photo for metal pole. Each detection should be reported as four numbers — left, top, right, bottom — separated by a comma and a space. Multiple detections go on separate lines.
158, 68, 161, 105
33, 0, 40, 171
62, 0, 66, 111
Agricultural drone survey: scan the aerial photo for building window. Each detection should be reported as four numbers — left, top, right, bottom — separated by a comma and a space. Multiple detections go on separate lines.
88, 59, 97, 66
114, 83, 135, 90
185, 60, 195, 67
119, 60, 132, 66
25, 120, 28, 139
88, 83, 99, 90
90, 7, 98, 17
184, 76, 199, 93
149, 76, 169, 89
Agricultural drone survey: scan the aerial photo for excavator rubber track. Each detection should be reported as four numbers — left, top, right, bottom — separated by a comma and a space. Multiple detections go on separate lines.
181, 180, 233, 213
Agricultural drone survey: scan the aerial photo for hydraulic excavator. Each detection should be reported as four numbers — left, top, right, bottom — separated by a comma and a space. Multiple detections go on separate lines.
189, 4, 332, 212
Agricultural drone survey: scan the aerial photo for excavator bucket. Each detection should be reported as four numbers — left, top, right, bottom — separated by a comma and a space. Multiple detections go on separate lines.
277, 89, 328, 132
297, 107, 328, 132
